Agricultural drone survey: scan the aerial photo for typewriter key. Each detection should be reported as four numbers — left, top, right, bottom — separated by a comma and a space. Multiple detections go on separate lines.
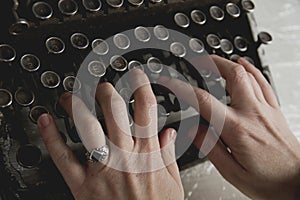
174, 13, 190, 28
41, 71, 61, 89
106, 0, 124, 8
119, 88, 134, 104
189, 38, 205, 53
29, 105, 49, 124
82, 0, 102, 12
147, 57, 163, 74
63, 76, 82, 93
0, 89, 13, 108
128, 60, 144, 71
58, 0, 79, 16
134, 26, 151, 42
71, 33, 90, 50
258, 32, 273, 45
150, 0, 162, 3
20, 54, 40, 72
220, 39, 234, 54
46, 37, 65, 54
92, 39, 109, 55
16, 144, 42, 168
88, 61, 106, 77
32, 1, 53, 20
191, 10, 207, 25
0, 44, 16, 62
9, 19, 30, 36
209, 6, 225, 21
243, 56, 255, 65
113, 34, 130, 50
128, 0, 144, 6
14, 88, 35, 107
170, 42, 186, 58
230, 54, 241, 62
110, 55, 128, 72
234, 36, 248, 52
241, 0, 255, 12
206, 34, 221, 49
226, 3, 241, 18
153, 25, 169, 41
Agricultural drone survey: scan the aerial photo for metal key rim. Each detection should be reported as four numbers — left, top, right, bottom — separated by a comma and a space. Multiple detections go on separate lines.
174, 13, 190, 28
0, 89, 13, 108
153, 25, 169, 41
92, 39, 109, 55
82, 0, 102, 12
209, 6, 225, 21
29, 105, 50, 124
189, 38, 205, 53
106, 0, 124, 8
45, 37, 66, 54
32, 1, 53, 20
113, 33, 131, 50
20, 54, 41, 72
128, 0, 144, 6
40, 71, 61, 89
70, 33, 90, 50
88, 60, 107, 77
58, 0, 79, 16
0, 44, 17, 62
110, 55, 128, 72
226, 3, 241, 18
14, 88, 35, 107
234, 36, 248, 52
134, 26, 151, 43
63, 76, 82, 93
190, 10, 207, 25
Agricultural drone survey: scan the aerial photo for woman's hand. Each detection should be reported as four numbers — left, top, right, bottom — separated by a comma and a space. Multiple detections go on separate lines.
37, 69, 184, 200
160, 55, 300, 200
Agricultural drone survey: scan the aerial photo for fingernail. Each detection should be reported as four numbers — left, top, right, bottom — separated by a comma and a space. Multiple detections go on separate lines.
158, 76, 171, 83
169, 129, 177, 141
38, 114, 51, 128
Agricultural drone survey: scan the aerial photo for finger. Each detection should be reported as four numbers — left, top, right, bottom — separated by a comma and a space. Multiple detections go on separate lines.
211, 55, 256, 100
247, 73, 266, 103
129, 69, 160, 152
37, 114, 86, 193
96, 82, 134, 151
159, 128, 181, 184
60, 93, 106, 153
238, 57, 279, 108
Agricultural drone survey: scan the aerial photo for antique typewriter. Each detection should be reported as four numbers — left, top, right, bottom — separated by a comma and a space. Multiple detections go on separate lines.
0, 0, 274, 199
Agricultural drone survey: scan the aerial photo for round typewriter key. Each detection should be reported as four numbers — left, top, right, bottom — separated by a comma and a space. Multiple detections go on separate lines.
46, 37, 65, 54
189, 38, 205, 53
92, 39, 109, 55
128, 0, 144, 6
153, 25, 169, 41
82, 0, 102, 12
134, 26, 151, 42
209, 6, 225, 21
226, 3, 241, 18
243, 56, 255, 65
150, 0, 162, 3
258, 32, 273, 45
113, 34, 130, 50
41, 71, 61, 89
106, 0, 124, 8
200, 70, 212, 78
119, 88, 134, 104
0, 89, 13, 108
174, 13, 190, 28
230, 54, 241, 62
14, 88, 35, 107
191, 10, 207, 25
0, 44, 16, 62
16, 144, 42, 168
32, 1, 53, 19
241, 0, 255, 12
206, 34, 221, 49
234, 36, 248, 52
128, 60, 144, 71
29, 105, 49, 124
9, 19, 30, 35
220, 39, 234, 54
20, 54, 40, 72
88, 61, 106, 77
71, 33, 90, 50
110, 55, 128, 72
170, 42, 186, 58
63, 76, 81, 93
58, 0, 78, 16
147, 57, 163, 74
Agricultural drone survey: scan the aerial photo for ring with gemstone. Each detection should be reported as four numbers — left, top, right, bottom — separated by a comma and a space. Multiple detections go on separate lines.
87, 145, 109, 162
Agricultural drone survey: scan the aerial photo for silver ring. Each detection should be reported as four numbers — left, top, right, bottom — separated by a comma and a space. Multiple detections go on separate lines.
88, 145, 109, 162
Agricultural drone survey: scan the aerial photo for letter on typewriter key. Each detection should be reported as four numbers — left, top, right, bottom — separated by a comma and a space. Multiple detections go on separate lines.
29, 105, 49, 124
58, 0, 79, 16
153, 25, 169, 41
45, 37, 65, 54
40, 71, 61, 89
189, 38, 205, 53
71, 33, 90, 50
234, 36, 248, 52
110, 55, 128, 71
128, 0, 144, 6
191, 10, 207, 25
32, 1, 53, 20
14, 88, 35, 107
88, 61, 107, 77
134, 26, 151, 42
20, 54, 40, 72
92, 39, 109, 55
206, 34, 221, 49
113, 33, 130, 50
16, 144, 42, 168
226, 3, 241, 18
209, 6, 225, 21
170, 42, 187, 58
82, 0, 102, 12
220, 39, 234, 54
241, 0, 255, 12
63, 76, 82, 93
174, 13, 190, 28
147, 57, 163, 74
106, 0, 124, 8
128, 60, 144, 72
0, 44, 16, 62
0, 89, 13, 108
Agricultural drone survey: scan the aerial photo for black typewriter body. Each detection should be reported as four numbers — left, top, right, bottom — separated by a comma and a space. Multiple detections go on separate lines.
0, 0, 275, 199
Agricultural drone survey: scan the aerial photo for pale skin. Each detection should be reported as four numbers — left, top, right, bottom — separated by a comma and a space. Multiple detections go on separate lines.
38, 55, 300, 200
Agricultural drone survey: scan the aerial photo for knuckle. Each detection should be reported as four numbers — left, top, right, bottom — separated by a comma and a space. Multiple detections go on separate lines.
196, 89, 211, 105
56, 149, 74, 165
230, 65, 248, 83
